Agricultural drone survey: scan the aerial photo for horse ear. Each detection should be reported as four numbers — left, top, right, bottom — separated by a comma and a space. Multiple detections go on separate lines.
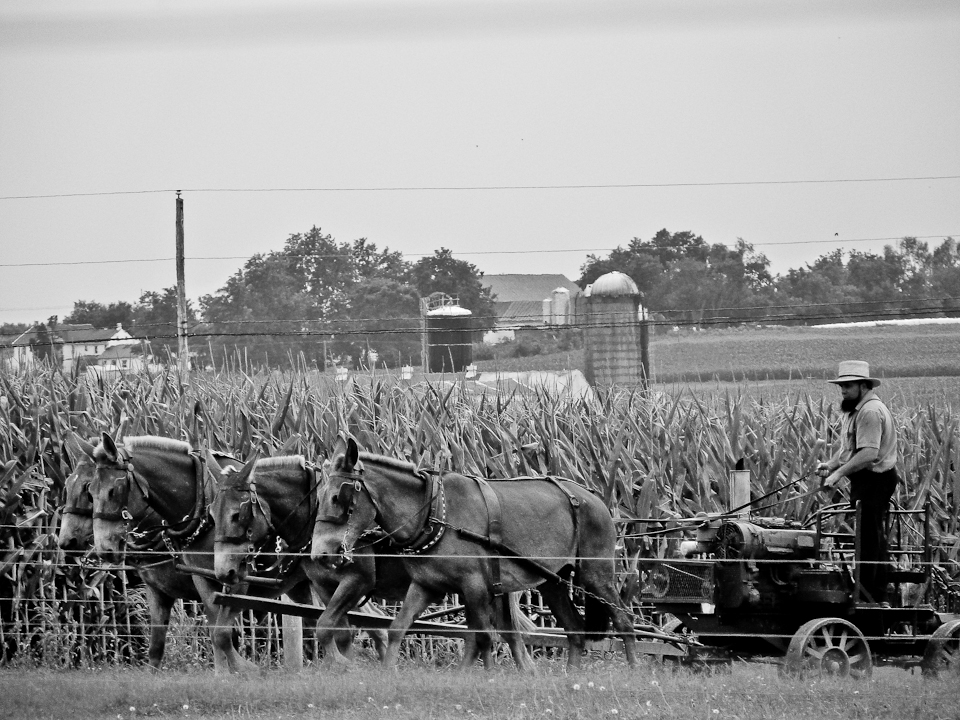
233, 453, 259, 485
345, 438, 359, 472
101, 433, 118, 462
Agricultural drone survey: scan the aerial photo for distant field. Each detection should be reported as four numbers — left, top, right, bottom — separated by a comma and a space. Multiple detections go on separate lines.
649, 323, 960, 383
475, 324, 960, 405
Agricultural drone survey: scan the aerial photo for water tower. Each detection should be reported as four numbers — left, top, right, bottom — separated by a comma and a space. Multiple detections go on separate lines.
420, 293, 474, 373
576, 271, 648, 387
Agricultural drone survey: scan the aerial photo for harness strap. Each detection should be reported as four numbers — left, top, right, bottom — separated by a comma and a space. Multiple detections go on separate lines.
471, 477, 505, 600
543, 476, 581, 555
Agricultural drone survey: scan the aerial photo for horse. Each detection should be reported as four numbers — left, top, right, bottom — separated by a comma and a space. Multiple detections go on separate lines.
88, 432, 317, 674
209, 452, 402, 665
58, 433, 247, 670
311, 438, 637, 670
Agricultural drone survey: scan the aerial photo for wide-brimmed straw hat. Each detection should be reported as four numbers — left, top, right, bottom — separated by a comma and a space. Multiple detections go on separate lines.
827, 360, 880, 388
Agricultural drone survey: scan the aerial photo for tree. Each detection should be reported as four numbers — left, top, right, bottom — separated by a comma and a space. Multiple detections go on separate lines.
198, 227, 416, 369
329, 278, 422, 368
30, 320, 58, 365
578, 230, 775, 325
64, 300, 135, 329
408, 248, 495, 322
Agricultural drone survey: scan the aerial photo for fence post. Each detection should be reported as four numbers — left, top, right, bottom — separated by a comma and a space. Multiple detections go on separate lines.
281, 602, 303, 670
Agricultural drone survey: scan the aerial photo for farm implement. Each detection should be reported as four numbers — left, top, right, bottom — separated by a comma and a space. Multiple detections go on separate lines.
633, 489, 960, 677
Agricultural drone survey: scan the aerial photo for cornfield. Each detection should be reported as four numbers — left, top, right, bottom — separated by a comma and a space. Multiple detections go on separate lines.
1, 358, 958, 668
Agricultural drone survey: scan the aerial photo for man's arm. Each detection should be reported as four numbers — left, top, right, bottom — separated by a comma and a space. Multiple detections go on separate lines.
821, 447, 879, 489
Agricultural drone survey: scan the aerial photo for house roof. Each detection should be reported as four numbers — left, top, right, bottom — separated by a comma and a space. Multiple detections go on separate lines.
13, 323, 117, 346
482, 274, 581, 303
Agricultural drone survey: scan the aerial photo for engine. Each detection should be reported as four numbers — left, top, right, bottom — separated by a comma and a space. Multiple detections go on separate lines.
712, 520, 817, 560
641, 518, 825, 609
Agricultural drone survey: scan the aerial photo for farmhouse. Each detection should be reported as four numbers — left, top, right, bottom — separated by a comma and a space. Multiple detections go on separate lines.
10, 323, 136, 371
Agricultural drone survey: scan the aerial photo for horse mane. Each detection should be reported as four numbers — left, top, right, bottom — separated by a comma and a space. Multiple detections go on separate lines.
118, 436, 193, 456
358, 452, 418, 475
255, 455, 305, 471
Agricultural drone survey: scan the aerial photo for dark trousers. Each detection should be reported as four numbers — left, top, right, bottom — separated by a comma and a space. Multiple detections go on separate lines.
849, 468, 899, 603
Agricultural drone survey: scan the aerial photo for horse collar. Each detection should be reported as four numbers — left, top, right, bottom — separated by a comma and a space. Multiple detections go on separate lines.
398, 472, 447, 555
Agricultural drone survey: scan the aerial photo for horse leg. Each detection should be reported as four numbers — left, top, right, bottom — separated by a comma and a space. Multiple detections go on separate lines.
143, 585, 174, 671
537, 580, 586, 670
194, 578, 257, 674
303, 568, 369, 666
459, 584, 496, 670
580, 563, 638, 667
385, 583, 437, 668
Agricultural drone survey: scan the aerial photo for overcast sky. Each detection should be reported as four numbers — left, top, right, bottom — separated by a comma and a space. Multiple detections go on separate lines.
1, 0, 958, 326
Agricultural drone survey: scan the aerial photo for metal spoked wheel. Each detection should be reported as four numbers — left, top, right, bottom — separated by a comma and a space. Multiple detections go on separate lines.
782, 618, 873, 679
921, 619, 960, 677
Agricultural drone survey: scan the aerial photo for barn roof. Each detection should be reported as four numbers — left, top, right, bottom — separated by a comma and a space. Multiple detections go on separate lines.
482, 274, 581, 303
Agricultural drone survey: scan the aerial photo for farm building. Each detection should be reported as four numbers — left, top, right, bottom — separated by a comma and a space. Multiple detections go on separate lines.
481, 273, 582, 343
9, 323, 136, 371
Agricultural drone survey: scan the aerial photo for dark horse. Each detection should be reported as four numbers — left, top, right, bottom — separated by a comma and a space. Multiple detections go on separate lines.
311, 439, 637, 670
59, 433, 246, 671
211, 451, 534, 669
209, 452, 399, 664
89, 433, 317, 673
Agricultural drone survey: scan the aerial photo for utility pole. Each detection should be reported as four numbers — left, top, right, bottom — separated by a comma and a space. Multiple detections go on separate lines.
175, 191, 190, 379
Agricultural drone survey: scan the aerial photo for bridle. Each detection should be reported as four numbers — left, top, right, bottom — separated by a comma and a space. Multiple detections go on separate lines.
317, 462, 446, 563
62, 469, 94, 519
212, 463, 317, 578
91, 445, 147, 525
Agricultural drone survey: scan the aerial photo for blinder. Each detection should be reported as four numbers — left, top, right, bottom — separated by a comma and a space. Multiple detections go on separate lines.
317, 475, 363, 525
92, 449, 148, 523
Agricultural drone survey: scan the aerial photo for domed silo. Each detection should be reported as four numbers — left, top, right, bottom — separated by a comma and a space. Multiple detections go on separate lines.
424, 302, 474, 373
576, 271, 648, 387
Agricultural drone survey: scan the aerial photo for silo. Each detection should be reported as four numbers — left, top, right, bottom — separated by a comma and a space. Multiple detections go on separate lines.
425, 304, 474, 373
576, 271, 648, 387
551, 287, 570, 325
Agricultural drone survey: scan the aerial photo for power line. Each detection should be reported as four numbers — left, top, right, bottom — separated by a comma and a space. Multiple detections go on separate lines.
6, 303, 955, 349
1, 235, 956, 269
2, 174, 959, 200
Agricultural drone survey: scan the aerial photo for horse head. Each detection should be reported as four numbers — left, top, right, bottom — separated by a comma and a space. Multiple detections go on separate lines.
58, 434, 97, 553
90, 433, 153, 562
311, 437, 376, 568
209, 451, 266, 585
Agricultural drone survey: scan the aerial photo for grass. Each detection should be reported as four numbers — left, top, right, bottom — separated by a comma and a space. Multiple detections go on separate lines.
2, 660, 958, 720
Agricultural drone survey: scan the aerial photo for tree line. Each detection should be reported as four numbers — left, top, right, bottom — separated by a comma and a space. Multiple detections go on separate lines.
6, 227, 958, 370
579, 231, 960, 327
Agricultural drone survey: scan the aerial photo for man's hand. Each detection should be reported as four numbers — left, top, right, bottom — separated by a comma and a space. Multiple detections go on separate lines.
821, 470, 844, 490
816, 462, 832, 478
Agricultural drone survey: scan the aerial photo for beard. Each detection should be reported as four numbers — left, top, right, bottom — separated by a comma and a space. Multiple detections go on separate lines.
840, 397, 860, 413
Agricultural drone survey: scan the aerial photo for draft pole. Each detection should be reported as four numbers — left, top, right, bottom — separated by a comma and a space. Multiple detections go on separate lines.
175, 191, 190, 379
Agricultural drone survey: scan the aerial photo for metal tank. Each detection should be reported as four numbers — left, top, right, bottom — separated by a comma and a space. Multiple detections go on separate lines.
425, 303, 474, 373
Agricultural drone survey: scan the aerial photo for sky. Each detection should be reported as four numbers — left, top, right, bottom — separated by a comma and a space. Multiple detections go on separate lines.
1, 0, 958, 326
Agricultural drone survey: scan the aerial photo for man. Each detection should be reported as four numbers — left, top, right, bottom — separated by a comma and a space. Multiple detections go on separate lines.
817, 360, 899, 606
